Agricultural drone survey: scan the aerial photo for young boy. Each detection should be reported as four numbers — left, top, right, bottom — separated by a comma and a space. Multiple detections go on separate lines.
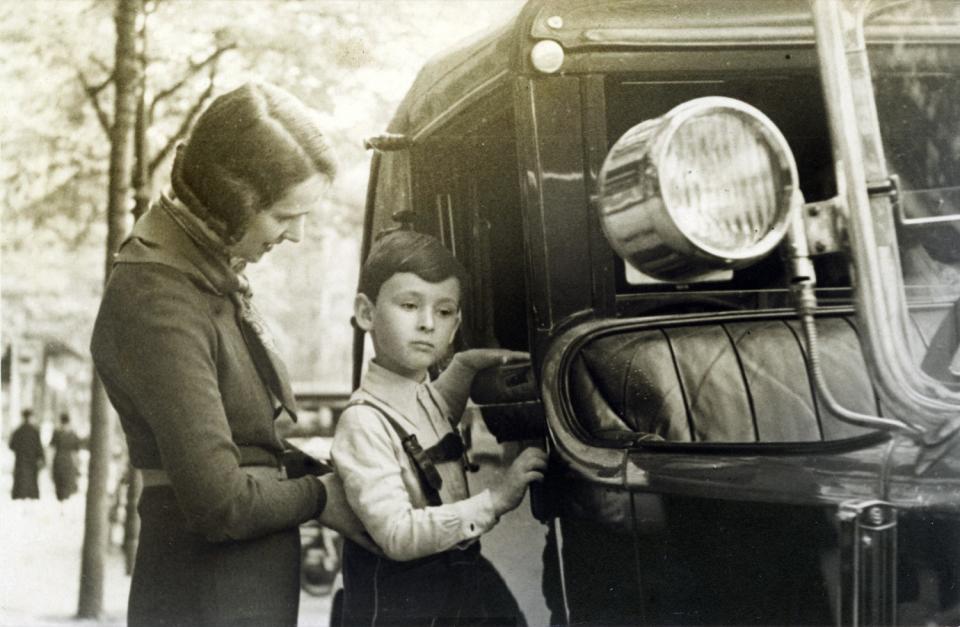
332, 230, 548, 626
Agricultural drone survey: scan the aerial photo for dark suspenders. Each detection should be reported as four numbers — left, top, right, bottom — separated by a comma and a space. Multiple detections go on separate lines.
346, 398, 456, 507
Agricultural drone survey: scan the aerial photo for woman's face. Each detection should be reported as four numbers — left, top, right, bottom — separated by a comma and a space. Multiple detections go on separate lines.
228, 174, 331, 263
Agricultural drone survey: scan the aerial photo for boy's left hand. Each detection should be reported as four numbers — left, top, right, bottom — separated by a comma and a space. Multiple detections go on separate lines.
455, 349, 530, 372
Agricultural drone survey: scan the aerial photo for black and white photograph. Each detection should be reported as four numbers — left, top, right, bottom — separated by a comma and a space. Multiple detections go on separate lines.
2, 1, 959, 625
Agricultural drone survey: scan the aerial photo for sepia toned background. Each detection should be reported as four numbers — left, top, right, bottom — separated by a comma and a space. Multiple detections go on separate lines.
0, 1, 528, 624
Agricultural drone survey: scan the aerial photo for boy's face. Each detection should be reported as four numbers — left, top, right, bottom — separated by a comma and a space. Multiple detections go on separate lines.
355, 272, 461, 381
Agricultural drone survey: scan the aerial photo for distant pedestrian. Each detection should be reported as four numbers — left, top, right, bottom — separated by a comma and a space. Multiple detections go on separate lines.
49, 412, 80, 501
9, 409, 44, 500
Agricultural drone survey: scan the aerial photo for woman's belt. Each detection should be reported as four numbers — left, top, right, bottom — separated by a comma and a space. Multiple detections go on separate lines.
140, 465, 285, 488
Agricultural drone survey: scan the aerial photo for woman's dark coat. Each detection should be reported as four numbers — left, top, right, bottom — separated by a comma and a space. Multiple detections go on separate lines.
9, 423, 44, 499
90, 203, 323, 626
50, 428, 80, 500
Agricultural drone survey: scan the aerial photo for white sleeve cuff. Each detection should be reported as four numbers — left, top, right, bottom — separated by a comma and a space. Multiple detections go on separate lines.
453, 488, 498, 540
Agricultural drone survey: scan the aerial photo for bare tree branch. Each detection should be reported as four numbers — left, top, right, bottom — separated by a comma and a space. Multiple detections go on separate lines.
148, 66, 217, 175
148, 42, 236, 120
90, 54, 112, 76
88, 67, 114, 95
76, 67, 112, 136
70, 201, 102, 250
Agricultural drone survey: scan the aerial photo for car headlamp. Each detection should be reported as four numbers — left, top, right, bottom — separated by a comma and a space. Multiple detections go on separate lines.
597, 97, 799, 281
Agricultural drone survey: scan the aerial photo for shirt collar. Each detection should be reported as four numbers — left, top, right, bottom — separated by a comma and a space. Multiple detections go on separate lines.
360, 360, 430, 423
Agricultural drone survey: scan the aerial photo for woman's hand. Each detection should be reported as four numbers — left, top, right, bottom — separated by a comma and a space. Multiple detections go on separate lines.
455, 349, 530, 372
316, 473, 382, 555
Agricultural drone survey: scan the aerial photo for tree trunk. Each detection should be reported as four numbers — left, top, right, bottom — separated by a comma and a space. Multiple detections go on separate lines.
77, 0, 140, 618
123, 465, 142, 574
122, 9, 149, 569
132, 9, 151, 221
132, 86, 151, 220
77, 377, 111, 619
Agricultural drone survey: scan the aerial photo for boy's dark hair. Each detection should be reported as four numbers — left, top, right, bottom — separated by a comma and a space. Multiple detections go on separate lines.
358, 230, 468, 302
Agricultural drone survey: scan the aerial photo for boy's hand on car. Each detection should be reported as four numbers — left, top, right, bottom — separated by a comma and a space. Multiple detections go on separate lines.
456, 349, 530, 372
316, 473, 382, 555
490, 446, 548, 516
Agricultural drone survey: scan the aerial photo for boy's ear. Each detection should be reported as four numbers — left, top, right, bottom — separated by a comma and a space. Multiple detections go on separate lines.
354, 293, 375, 332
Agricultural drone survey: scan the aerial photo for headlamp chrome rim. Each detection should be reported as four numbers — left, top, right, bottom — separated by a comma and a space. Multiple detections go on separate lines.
596, 95, 801, 282
651, 96, 799, 263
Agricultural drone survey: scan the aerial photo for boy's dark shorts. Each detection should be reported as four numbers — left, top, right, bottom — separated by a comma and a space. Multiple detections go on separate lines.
340, 537, 526, 627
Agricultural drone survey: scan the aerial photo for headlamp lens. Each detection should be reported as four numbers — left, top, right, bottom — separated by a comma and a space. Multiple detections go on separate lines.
596, 96, 798, 281
663, 111, 787, 255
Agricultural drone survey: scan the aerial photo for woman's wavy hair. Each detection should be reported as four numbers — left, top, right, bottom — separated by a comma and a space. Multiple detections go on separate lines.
171, 82, 336, 244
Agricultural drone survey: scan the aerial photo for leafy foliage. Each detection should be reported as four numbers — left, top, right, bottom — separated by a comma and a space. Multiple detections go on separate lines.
2, 0, 523, 389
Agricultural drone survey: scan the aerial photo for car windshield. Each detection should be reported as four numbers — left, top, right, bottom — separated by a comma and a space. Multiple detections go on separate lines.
864, 0, 960, 379
865, 0, 960, 294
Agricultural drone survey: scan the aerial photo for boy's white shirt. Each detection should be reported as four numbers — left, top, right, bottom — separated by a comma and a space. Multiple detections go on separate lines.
332, 358, 498, 562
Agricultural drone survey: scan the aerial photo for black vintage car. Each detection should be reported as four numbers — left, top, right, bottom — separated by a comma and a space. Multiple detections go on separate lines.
356, 1, 960, 625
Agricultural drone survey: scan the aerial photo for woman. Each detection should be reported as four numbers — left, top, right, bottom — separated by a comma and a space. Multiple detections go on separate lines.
49, 412, 80, 501
91, 82, 369, 626
9, 409, 44, 500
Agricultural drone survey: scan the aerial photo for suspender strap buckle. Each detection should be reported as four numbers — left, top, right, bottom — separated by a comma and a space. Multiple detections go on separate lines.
401, 434, 444, 493
347, 398, 446, 506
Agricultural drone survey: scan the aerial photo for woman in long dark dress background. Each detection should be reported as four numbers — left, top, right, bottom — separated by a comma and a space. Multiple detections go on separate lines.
9, 408, 44, 500
49, 413, 80, 501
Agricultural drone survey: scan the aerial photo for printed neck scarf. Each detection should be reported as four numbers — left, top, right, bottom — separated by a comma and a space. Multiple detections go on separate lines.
160, 193, 299, 421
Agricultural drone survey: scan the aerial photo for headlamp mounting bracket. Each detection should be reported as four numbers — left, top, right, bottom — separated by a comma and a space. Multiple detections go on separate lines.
802, 195, 847, 255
